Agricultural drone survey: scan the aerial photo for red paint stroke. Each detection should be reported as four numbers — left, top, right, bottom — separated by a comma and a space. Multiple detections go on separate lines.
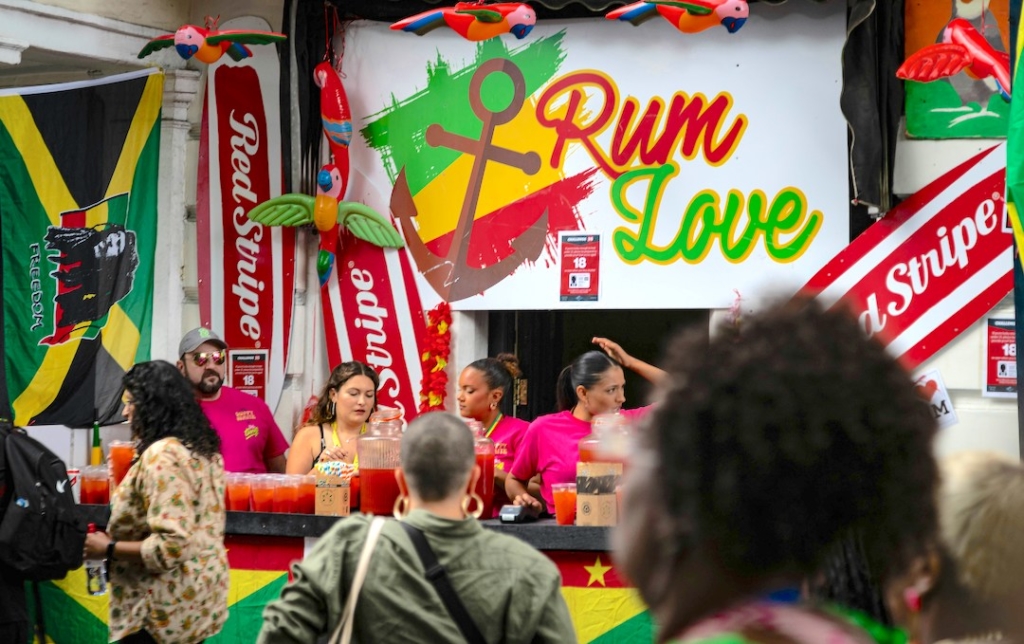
424, 168, 600, 269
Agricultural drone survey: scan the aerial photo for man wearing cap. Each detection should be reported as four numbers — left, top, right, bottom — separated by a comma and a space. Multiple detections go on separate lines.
177, 327, 288, 473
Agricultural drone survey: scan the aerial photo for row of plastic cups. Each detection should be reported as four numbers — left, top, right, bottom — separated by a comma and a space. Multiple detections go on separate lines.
226, 473, 317, 514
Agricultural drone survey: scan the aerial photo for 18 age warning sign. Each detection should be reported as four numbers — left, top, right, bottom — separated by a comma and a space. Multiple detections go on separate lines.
560, 233, 600, 302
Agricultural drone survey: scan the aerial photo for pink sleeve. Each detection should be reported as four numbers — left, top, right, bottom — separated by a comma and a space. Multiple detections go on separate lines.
509, 420, 541, 481
622, 405, 653, 422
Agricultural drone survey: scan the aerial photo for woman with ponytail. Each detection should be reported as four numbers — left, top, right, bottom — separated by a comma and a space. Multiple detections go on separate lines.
505, 338, 664, 515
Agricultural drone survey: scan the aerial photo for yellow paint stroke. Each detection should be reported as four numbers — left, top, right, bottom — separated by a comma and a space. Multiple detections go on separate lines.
411, 97, 565, 244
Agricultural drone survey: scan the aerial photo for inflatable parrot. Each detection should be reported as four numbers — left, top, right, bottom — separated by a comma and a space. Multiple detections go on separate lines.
247, 164, 404, 286
897, 18, 1010, 101
314, 62, 353, 197
138, 17, 286, 64
606, 0, 748, 35
391, 2, 536, 41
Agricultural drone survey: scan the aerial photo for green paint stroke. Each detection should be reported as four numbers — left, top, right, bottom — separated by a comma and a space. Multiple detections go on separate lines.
361, 32, 568, 196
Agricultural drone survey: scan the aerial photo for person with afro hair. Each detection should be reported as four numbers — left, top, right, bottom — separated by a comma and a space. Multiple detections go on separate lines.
613, 296, 939, 644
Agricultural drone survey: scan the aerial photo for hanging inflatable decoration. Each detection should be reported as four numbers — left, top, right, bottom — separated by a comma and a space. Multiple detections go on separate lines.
897, 18, 1010, 101
391, 2, 536, 41
314, 61, 353, 199
246, 164, 404, 287
606, 0, 748, 35
138, 15, 287, 63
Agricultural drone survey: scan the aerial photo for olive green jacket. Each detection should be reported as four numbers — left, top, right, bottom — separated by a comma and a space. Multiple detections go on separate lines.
258, 510, 577, 644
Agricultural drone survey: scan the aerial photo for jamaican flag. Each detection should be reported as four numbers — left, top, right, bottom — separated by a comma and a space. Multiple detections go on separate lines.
0, 69, 161, 427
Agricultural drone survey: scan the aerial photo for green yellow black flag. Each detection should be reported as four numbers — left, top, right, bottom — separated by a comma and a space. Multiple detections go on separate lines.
0, 69, 161, 426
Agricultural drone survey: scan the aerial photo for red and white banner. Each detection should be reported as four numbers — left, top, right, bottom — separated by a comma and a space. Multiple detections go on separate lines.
196, 16, 295, 410
321, 229, 426, 420
801, 144, 1012, 370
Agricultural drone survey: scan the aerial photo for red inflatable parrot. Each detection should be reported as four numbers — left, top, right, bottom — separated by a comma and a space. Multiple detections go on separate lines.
897, 18, 1010, 101
314, 62, 353, 199
391, 2, 536, 41
138, 17, 286, 64
606, 0, 748, 35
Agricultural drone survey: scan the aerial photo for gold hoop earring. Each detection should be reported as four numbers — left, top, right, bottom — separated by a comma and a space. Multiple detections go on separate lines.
461, 492, 485, 519
393, 495, 410, 519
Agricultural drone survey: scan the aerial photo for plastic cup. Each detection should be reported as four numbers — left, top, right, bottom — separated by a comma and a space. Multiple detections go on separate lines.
251, 474, 276, 512
80, 465, 110, 505
225, 473, 252, 512
296, 474, 316, 514
552, 483, 577, 526
108, 440, 136, 488
273, 474, 299, 513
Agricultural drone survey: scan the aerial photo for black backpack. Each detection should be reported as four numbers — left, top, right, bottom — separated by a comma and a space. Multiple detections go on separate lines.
0, 422, 86, 580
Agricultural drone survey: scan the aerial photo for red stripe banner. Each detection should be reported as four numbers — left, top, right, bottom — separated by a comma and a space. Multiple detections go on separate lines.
800, 144, 1012, 370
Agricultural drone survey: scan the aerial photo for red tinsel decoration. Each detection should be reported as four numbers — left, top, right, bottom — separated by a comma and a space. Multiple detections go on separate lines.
418, 302, 452, 413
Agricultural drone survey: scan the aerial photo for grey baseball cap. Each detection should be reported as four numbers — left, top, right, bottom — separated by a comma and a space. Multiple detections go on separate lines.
178, 327, 228, 356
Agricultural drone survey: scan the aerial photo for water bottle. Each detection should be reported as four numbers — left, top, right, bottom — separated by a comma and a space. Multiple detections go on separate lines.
85, 523, 107, 595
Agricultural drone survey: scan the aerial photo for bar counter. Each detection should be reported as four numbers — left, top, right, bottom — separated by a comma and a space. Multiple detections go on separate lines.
76, 504, 613, 551
49, 505, 651, 643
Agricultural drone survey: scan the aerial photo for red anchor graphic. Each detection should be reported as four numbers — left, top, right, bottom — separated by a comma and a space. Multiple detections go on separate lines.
391, 57, 549, 302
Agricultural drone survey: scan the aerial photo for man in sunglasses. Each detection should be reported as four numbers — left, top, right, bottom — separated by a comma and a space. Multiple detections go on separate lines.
177, 327, 288, 474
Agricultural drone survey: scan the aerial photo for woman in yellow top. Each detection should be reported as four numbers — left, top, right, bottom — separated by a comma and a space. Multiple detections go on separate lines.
286, 361, 379, 474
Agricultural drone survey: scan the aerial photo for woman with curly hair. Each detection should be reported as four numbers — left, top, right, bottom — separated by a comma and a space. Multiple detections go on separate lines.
614, 298, 939, 644
84, 360, 228, 644
286, 361, 379, 474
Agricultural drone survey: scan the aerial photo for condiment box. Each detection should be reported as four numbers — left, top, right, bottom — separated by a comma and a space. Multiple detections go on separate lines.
575, 461, 621, 527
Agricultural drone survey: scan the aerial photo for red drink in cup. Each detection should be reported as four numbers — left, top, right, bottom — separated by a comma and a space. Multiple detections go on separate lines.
225, 474, 252, 512
251, 475, 275, 512
273, 475, 298, 513
108, 441, 135, 488
552, 483, 577, 526
297, 474, 316, 514
81, 466, 110, 505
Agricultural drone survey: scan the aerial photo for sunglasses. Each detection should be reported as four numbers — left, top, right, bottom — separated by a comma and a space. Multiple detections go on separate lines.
190, 351, 227, 367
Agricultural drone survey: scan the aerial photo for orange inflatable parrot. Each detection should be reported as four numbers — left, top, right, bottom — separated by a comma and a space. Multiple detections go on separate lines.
606, 0, 748, 34
391, 2, 536, 41
138, 16, 286, 64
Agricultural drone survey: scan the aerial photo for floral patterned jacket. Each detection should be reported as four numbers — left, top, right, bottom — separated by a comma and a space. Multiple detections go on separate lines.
107, 437, 229, 643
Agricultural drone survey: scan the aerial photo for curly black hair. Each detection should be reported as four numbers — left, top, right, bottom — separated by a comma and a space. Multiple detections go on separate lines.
648, 297, 938, 583
122, 360, 221, 459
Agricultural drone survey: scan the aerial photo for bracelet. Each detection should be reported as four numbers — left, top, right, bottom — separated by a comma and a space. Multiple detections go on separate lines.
106, 540, 117, 563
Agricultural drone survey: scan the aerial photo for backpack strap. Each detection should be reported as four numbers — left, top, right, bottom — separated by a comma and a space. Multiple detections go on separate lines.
398, 522, 486, 644
32, 580, 46, 642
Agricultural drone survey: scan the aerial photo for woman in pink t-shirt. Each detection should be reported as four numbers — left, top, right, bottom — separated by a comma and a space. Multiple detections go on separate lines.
457, 353, 532, 517
506, 337, 665, 515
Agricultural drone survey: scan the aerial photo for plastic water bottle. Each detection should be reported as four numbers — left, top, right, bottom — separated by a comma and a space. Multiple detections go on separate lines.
85, 523, 107, 595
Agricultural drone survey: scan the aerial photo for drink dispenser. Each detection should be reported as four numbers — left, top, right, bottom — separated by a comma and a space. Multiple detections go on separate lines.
357, 409, 403, 515
465, 419, 495, 518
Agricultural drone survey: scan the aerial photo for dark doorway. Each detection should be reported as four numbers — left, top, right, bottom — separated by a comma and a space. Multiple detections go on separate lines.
488, 309, 709, 422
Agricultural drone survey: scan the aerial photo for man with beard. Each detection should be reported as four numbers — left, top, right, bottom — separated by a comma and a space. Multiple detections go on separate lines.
177, 327, 288, 473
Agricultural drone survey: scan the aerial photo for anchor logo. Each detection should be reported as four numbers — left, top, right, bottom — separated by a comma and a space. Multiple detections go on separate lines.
391, 57, 549, 302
